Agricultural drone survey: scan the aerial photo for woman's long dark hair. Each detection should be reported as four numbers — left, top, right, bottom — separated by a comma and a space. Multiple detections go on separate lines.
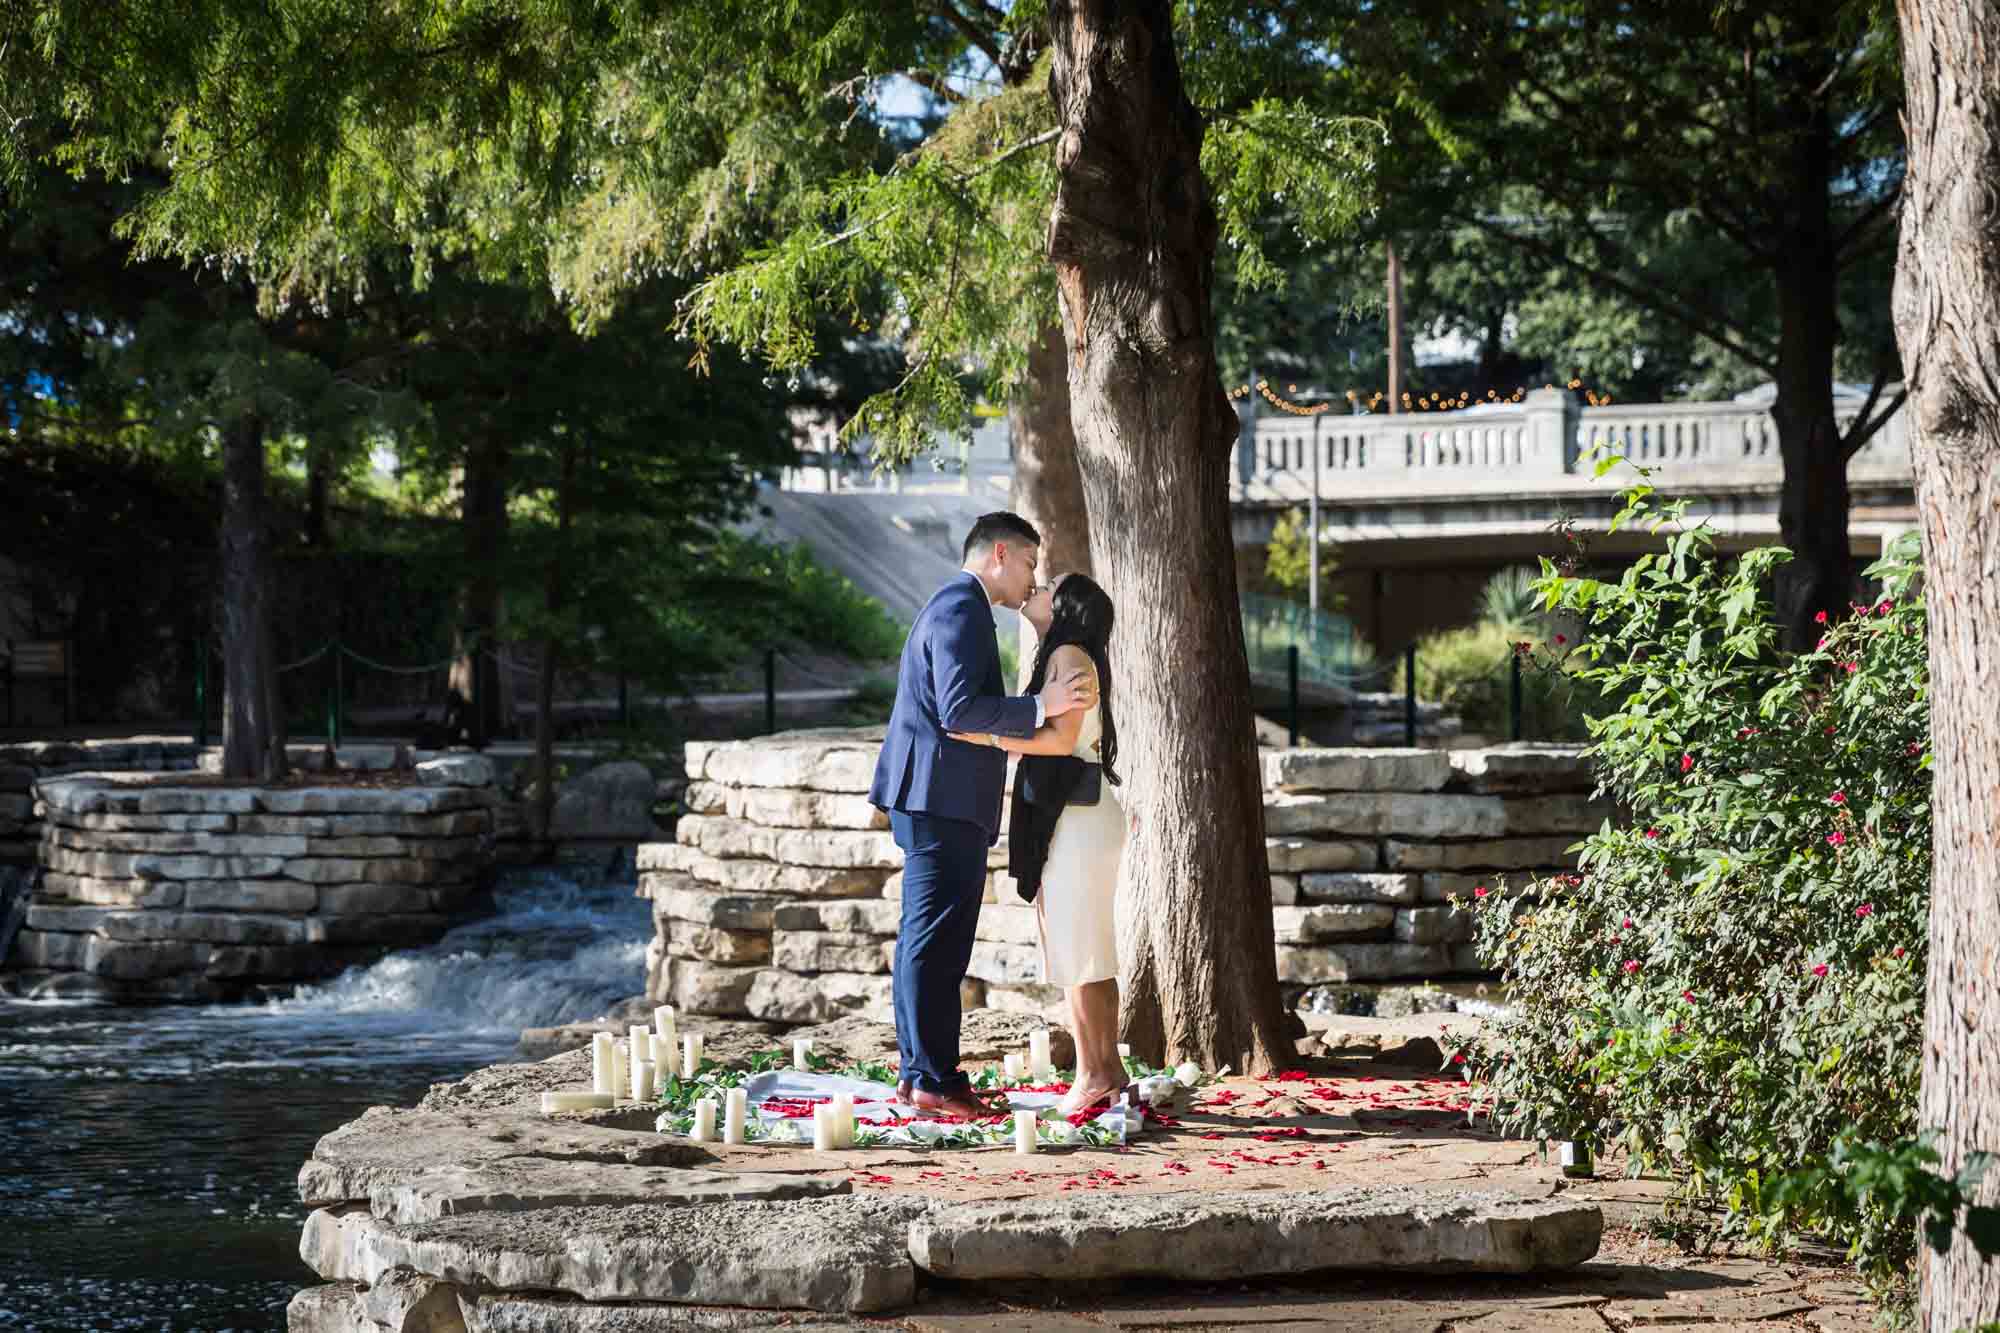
1024, 573, 1120, 786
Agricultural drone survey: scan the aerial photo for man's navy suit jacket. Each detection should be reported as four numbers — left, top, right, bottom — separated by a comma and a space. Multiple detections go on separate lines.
868, 572, 1038, 842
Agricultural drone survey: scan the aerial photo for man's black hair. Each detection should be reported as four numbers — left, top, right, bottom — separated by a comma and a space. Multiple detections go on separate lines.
961, 511, 1042, 564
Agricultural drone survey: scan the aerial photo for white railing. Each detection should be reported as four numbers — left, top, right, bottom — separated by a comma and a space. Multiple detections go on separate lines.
1232, 387, 1911, 503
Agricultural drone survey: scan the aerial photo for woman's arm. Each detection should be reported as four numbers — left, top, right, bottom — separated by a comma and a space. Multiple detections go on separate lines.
950, 650, 1092, 755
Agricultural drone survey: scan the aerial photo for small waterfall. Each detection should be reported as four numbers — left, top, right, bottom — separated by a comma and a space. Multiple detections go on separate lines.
267, 864, 648, 1036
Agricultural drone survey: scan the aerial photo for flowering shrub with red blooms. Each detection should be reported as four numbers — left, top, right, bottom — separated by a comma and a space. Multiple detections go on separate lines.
1455, 479, 1929, 1275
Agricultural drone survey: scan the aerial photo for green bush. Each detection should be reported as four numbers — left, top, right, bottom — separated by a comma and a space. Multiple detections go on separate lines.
1455, 492, 1930, 1276
1395, 621, 1597, 740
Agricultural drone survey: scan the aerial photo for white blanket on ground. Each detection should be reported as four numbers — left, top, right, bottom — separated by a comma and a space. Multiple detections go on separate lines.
738, 1070, 1146, 1146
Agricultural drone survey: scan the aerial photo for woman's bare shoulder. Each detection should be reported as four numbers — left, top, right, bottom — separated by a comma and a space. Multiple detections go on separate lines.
1049, 642, 1095, 670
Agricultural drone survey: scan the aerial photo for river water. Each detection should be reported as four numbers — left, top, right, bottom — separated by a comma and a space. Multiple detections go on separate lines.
0, 864, 649, 1333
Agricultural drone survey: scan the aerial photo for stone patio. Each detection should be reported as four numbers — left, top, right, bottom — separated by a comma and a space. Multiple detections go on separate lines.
288, 1015, 1881, 1332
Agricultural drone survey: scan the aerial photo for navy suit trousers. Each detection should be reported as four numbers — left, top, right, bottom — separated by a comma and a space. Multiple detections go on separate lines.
890, 809, 988, 1095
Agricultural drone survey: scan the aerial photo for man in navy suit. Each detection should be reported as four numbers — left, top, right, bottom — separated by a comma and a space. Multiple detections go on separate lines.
869, 511, 1095, 1116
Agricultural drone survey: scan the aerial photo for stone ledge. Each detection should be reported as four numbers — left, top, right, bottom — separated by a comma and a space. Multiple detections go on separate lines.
907, 1188, 1602, 1281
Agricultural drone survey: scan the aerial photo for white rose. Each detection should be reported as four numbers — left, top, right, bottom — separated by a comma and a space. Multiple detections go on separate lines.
1173, 1061, 1202, 1088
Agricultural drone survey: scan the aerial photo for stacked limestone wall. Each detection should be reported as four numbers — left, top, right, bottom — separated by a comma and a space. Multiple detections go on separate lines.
0, 738, 206, 867
640, 729, 1608, 1024
5, 760, 497, 1001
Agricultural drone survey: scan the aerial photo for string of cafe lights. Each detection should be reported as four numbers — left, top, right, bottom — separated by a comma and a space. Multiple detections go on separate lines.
1226, 376, 1616, 415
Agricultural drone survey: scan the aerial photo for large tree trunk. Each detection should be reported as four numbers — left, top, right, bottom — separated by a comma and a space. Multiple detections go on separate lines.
1770, 93, 1854, 650
1046, 0, 1290, 1075
1010, 323, 1092, 687
1895, 2, 2000, 1325
450, 436, 510, 746
220, 413, 285, 780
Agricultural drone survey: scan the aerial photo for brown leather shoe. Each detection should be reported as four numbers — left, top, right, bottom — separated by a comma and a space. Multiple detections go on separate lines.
908, 1086, 1003, 1120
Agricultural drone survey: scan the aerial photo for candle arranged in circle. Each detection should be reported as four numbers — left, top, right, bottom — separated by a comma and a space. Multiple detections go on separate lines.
723, 1088, 748, 1145
541, 1091, 613, 1114
832, 1093, 855, 1148
812, 1104, 838, 1152
793, 1038, 813, 1071
692, 1098, 718, 1143
1014, 1108, 1038, 1154
590, 1032, 616, 1096
1003, 1052, 1023, 1083
682, 1032, 704, 1079
610, 1044, 628, 1100
1029, 1030, 1053, 1080
631, 1059, 654, 1103
629, 1026, 650, 1082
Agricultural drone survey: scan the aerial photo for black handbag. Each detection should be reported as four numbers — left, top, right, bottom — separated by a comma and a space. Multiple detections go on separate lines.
1066, 761, 1102, 807
1017, 755, 1101, 808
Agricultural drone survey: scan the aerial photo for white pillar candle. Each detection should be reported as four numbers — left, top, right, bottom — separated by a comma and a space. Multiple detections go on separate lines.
1029, 1030, 1053, 1080
832, 1093, 855, 1148
653, 1005, 676, 1039
1117, 1042, 1132, 1059
793, 1038, 813, 1071
723, 1088, 748, 1145
541, 1091, 614, 1113
812, 1103, 838, 1152
631, 1059, 655, 1104
610, 1043, 628, 1100
629, 1026, 651, 1080
1014, 1109, 1038, 1155
682, 1032, 704, 1079
691, 1098, 718, 1143
1003, 1053, 1023, 1083
649, 1034, 668, 1068
591, 1032, 616, 1096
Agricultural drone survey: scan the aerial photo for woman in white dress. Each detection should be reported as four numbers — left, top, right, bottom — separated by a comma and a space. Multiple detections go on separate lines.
952, 573, 1130, 1115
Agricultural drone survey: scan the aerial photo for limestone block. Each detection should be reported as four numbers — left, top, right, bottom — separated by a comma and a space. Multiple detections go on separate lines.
745, 969, 889, 1024
1285, 793, 1510, 839
361, 1159, 848, 1227
1266, 837, 1380, 873
670, 921, 774, 966
8, 928, 90, 971
700, 740, 878, 794
773, 898, 902, 936
38, 872, 182, 909
971, 902, 1040, 947
41, 845, 137, 879
1451, 941, 1486, 972
964, 939, 1041, 985
1297, 872, 1421, 906
641, 875, 778, 932
1451, 745, 1595, 793
1383, 836, 1580, 871
676, 815, 901, 870
284, 1283, 369, 1333
318, 884, 436, 916
1394, 905, 1473, 946
285, 857, 387, 885
980, 982, 1067, 1021
1263, 748, 1454, 794
45, 827, 205, 854
242, 813, 485, 838
69, 812, 236, 833
364, 858, 474, 886
882, 869, 1001, 904
0, 793, 34, 821
417, 754, 497, 788
205, 945, 328, 980
136, 852, 289, 881
771, 931, 894, 975
670, 961, 762, 1016
132, 787, 259, 815
304, 836, 417, 857
907, 1187, 1602, 1280
1501, 794, 1616, 836
305, 915, 449, 947
359, 1269, 466, 1333
550, 761, 660, 840
1275, 942, 1452, 983
84, 936, 204, 980
1269, 875, 1300, 906
259, 787, 491, 817
684, 782, 888, 831
300, 1195, 923, 1312
642, 843, 888, 899
1271, 903, 1397, 943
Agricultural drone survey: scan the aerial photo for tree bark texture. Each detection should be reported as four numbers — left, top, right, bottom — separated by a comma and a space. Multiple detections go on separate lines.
220, 413, 285, 781
1046, 0, 1290, 1075
1385, 240, 1405, 412
1895, 2, 2000, 1325
1010, 323, 1094, 687
1771, 88, 1857, 650
450, 436, 511, 745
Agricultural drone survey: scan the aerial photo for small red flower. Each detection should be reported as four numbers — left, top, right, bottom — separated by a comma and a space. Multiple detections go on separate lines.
1817, 636, 1829, 649
1815, 610, 1829, 624
1737, 726, 1761, 739
1554, 634, 1566, 645
1826, 726, 1838, 736
1644, 828, 1660, 839
1473, 885, 1489, 899
1622, 917, 1633, 929
1907, 741, 1923, 756
1622, 960, 1641, 975
1893, 946, 1907, 959
1681, 990, 1696, 1004
1842, 661, 1859, 674
1855, 903, 1874, 918
1451, 1052, 1467, 1065
1812, 963, 1831, 978
1827, 830, 1847, 847
1877, 599, 1893, 614
1680, 753, 1695, 773
1830, 791, 1846, 805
